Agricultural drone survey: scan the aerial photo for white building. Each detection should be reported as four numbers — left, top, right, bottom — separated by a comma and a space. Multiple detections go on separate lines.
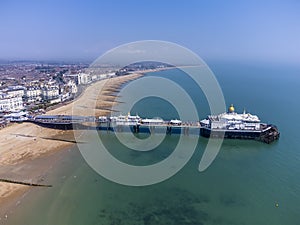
200, 104, 261, 131
66, 80, 78, 94
49, 97, 61, 104
6, 86, 25, 98
77, 73, 91, 85
4, 111, 28, 122
25, 87, 42, 103
42, 87, 59, 100
0, 96, 24, 112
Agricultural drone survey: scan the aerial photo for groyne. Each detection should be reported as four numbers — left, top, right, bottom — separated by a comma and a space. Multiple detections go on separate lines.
0, 178, 52, 187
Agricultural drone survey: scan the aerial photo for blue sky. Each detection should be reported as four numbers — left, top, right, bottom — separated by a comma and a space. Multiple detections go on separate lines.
0, 0, 299, 63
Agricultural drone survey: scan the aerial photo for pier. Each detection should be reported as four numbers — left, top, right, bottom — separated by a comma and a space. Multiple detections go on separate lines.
23, 114, 280, 144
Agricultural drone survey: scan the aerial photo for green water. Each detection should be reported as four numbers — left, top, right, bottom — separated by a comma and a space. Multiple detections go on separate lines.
4, 62, 300, 225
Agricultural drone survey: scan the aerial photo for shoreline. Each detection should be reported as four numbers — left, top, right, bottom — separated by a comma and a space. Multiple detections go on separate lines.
0, 146, 74, 220
0, 72, 145, 215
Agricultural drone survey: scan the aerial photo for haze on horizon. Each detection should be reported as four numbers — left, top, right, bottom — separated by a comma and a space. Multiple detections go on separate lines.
0, 0, 300, 64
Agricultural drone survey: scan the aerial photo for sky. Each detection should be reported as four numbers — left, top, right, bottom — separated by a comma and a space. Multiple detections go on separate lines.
0, 0, 299, 64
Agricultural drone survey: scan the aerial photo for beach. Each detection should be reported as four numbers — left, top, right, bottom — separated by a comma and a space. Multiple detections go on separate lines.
0, 73, 143, 214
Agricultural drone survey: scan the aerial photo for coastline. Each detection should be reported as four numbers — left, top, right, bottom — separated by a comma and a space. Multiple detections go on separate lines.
0, 73, 144, 215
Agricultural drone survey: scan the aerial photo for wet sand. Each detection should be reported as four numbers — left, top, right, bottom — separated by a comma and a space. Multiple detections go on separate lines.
0, 73, 143, 212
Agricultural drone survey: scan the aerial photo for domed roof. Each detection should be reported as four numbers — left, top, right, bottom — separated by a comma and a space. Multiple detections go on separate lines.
228, 104, 235, 113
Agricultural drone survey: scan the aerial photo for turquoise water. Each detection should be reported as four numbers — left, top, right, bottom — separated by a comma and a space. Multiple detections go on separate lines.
5, 61, 300, 225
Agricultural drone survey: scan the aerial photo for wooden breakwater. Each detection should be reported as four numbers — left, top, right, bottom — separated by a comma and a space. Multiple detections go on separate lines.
0, 178, 52, 187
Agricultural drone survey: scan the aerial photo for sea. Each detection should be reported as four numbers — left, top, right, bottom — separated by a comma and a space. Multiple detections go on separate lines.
4, 61, 300, 225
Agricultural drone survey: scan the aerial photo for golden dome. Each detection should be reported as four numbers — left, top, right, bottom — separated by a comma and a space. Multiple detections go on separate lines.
228, 104, 235, 113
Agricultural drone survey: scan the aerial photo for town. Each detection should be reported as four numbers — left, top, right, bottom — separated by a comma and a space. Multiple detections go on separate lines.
0, 61, 171, 128
0, 61, 120, 128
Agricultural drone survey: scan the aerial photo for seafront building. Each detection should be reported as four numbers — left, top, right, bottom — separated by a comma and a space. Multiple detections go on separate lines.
77, 73, 91, 85
5, 86, 25, 98
76, 72, 114, 85
41, 86, 60, 101
0, 86, 26, 112
0, 94, 24, 112
25, 87, 42, 103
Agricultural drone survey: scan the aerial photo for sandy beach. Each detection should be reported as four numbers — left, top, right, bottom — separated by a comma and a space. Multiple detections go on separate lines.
0, 73, 143, 211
